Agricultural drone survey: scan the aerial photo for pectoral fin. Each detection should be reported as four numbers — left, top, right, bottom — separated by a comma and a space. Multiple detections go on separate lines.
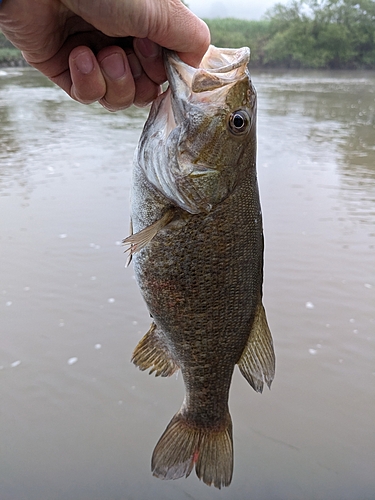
122, 209, 174, 257
124, 218, 134, 267
237, 302, 275, 393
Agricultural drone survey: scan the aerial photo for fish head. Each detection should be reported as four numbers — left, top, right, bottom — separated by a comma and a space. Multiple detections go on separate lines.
137, 45, 257, 214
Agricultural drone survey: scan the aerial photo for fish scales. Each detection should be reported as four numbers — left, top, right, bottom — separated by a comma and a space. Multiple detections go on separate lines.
134, 175, 261, 417
123, 45, 275, 489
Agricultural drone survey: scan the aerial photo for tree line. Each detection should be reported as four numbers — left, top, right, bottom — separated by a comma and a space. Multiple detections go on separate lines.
206, 0, 375, 69
0, 29, 25, 66
1, 0, 375, 69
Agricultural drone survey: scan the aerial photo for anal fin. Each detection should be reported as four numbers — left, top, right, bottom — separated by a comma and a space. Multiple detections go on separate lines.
132, 322, 179, 377
237, 302, 276, 393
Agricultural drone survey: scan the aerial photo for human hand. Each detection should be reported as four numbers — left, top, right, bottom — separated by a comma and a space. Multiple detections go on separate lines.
0, 0, 210, 111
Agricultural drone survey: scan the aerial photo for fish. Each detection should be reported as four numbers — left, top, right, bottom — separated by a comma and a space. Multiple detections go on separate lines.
123, 45, 275, 489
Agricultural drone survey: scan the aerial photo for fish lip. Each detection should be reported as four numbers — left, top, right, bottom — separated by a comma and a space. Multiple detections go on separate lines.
199, 45, 251, 74
164, 45, 251, 123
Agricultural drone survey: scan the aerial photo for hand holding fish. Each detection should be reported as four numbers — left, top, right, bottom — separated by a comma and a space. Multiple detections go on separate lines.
0, 0, 210, 110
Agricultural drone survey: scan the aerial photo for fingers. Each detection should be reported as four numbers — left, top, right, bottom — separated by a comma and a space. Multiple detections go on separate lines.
133, 38, 166, 86
97, 46, 135, 110
69, 47, 106, 104
67, 45, 160, 111
125, 50, 161, 107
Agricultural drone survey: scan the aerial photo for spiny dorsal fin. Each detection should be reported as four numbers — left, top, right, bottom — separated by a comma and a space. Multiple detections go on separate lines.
237, 302, 275, 393
122, 209, 174, 257
131, 322, 179, 377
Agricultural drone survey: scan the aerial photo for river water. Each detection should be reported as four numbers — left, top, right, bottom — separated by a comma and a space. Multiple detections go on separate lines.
0, 67, 374, 500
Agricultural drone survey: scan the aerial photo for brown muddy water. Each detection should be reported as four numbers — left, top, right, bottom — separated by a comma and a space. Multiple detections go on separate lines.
0, 67, 374, 500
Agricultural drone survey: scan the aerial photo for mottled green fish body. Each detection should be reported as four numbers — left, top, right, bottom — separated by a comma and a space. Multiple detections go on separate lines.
124, 45, 275, 489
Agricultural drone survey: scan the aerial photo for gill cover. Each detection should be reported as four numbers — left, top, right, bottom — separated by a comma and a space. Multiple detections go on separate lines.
136, 45, 256, 214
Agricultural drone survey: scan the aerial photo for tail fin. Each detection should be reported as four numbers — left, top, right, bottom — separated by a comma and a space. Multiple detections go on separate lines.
151, 410, 233, 489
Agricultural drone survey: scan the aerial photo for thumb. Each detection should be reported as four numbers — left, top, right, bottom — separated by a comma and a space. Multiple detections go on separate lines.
143, 1, 211, 67
61, 0, 210, 67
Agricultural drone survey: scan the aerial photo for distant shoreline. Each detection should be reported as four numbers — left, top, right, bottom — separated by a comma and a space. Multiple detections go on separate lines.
1, 57, 373, 72
0, 60, 28, 68
2, 5, 375, 71
0, 46, 374, 72
0, 48, 28, 68
1, 56, 374, 73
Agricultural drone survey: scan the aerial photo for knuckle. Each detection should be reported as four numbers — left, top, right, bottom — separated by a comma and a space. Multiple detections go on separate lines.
99, 92, 134, 111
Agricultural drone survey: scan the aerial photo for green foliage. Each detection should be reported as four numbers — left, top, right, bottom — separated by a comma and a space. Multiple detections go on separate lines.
0, 48, 23, 65
206, 0, 375, 69
0, 31, 23, 65
205, 18, 270, 65
0, 31, 15, 49
263, 0, 375, 68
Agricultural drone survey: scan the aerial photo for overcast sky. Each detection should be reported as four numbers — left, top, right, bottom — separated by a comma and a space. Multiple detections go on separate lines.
187, 0, 290, 20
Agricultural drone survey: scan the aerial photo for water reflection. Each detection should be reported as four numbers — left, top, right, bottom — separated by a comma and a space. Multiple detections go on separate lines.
0, 67, 148, 199
1, 67, 374, 500
254, 69, 375, 224
0, 104, 21, 160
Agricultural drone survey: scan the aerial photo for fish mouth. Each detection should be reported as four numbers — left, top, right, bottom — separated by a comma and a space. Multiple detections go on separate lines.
164, 45, 251, 123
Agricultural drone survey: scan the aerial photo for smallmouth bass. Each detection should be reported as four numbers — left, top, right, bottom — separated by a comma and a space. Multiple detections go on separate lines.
123, 45, 275, 488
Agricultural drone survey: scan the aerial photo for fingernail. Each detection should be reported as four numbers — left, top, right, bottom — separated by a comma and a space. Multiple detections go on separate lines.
136, 38, 160, 59
73, 51, 94, 75
100, 52, 126, 80
127, 53, 142, 79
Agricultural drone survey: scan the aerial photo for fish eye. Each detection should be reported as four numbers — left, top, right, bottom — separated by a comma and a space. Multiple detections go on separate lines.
228, 110, 251, 135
